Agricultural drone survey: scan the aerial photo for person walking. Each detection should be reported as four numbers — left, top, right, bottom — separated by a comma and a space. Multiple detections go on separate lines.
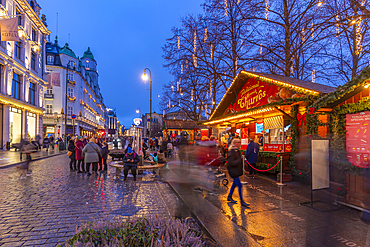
167, 141, 173, 158
100, 142, 109, 172
75, 136, 85, 173
82, 137, 102, 176
43, 136, 50, 152
149, 138, 153, 151
226, 138, 249, 207
50, 135, 54, 150
19, 140, 37, 179
122, 147, 139, 181
68, 137, 77, 172
246, 136, 260, 179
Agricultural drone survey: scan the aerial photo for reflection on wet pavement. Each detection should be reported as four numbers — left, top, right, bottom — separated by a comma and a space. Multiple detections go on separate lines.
0, 155, 182, 246
165, 161, 370, 247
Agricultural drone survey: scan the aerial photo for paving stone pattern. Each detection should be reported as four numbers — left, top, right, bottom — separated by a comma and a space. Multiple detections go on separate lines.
0, 155, 181, 246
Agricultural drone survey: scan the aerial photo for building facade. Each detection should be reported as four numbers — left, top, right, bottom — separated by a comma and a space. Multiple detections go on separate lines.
141, 112, 162, 138
0, 0, 50, 147
43, 38, 107, 138
107, 108, 117, 137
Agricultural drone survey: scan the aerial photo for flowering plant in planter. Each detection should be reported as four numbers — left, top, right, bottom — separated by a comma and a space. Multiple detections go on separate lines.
58, 216, 205, 247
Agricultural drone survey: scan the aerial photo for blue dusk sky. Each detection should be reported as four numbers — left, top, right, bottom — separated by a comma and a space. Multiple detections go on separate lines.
37, 0, 203, 128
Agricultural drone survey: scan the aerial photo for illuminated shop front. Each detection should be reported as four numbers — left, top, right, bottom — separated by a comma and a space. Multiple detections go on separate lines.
204, 71, 335, 180
163, 119, 207, 144
27, 112, 36, 140
9, 107, 22, 144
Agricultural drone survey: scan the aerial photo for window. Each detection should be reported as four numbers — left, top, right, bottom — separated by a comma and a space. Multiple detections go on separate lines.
31, 28, 37, 41
46, 104, 52, 114
11, 73, 21, 100
31, 52, 36, 70
47, 55, 54, 64
15, 42, 21, 59
28, 82, 35, 105
67, 106, 73, 116
46, 88, 52, 95
67, 72, 73, 81
67, 87, 74, 97
16, 9, 22, 26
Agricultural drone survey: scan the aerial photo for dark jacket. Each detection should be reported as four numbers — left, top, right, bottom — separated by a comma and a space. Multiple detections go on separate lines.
68, 140, 76, 160
122, 152, 139, 167
246, 141, 260, 164
227, 148, 243, 178
101, 145, 109, 160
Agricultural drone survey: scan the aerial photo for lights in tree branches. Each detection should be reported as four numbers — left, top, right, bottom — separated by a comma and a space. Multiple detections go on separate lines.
210, 44, 214, 60
312, 70, 315, 83
204, 28, 207, 42
225, 0, 228, 17
193, 31, 197, 67
265, 0, 269, 20
177, 36, 180, 49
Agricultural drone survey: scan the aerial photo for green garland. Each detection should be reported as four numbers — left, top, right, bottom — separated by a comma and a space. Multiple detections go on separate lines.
257, 151, 281, 172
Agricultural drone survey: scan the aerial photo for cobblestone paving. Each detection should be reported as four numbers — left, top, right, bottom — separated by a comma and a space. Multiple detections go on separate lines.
0, 155, 181, 246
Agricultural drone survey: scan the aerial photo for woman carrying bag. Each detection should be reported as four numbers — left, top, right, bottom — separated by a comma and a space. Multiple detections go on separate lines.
82, 137, 102, 176
75, 136, 85, 173
67, 137, 77, 172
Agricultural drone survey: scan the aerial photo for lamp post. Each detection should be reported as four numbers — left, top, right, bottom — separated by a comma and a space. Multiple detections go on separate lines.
136, 107, 141, 117
142, 68, 152, 139
64, 60, 74, 149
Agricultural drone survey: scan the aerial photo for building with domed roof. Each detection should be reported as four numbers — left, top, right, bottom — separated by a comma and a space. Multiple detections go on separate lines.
43, 38, 107, 138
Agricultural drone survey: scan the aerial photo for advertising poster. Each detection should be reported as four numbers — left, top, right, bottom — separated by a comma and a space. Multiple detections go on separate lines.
346, 111, 370, 168
241, 127, 249, 150
201, 129, 209, 141
264, 144, 283, 152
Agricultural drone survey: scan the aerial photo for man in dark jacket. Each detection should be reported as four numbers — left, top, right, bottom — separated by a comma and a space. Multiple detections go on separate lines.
100, 142, 110, 172
227, 138, 249, 207
122, 147, 139, 181
246, 136, 260, 178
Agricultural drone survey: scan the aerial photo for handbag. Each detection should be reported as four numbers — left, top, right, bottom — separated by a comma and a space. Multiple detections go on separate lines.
67, 151, 73, 156
90, 144, 102, 163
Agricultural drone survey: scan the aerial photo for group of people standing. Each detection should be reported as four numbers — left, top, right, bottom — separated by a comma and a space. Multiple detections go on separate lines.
67, 136, 109, 176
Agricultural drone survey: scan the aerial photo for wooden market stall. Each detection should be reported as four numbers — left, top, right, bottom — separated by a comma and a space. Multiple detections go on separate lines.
163, 119, 208, 144
311, 67, 370, 210
203, 71, 335, 182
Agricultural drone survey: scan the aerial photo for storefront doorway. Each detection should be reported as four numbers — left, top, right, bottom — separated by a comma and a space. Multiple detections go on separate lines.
9, 107, 22, 144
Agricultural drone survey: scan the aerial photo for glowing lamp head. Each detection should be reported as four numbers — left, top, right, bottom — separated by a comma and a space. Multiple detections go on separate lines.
317, 2, 323, 7
142, 73, 148, 81
136, 109, 139, 113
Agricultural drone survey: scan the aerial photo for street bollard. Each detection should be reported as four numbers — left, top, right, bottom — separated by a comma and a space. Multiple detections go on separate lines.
277, 155, 286, 186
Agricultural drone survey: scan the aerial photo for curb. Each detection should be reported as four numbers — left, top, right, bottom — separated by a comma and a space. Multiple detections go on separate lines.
0, 151, 67, 169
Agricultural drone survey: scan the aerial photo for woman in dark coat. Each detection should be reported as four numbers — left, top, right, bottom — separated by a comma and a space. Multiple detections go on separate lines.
68, 137, 77, 172
226, 138, 249, 207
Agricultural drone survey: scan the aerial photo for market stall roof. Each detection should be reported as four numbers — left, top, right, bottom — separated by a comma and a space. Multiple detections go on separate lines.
164, 119, 205, 129
208, 71, 336, 121
312, 67, 370, 111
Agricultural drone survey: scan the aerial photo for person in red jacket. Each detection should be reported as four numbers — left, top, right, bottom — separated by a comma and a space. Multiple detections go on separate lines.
75, 136, 85, 173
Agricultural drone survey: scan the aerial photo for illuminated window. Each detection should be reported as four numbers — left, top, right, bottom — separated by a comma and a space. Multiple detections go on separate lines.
67, 106, 73, 115
67, 87, 74, 97
47, 55, 54, 64
46, 104, 52, 114
28, 82, 35, 105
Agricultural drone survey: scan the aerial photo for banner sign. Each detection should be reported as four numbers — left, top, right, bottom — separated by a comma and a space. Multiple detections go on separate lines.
346, 111, 370, 168
223, 77, 305, 116
201, 129, 209, 141
0, 18, 19, 41
47, 73, 61, 87
263, 144, 292, 153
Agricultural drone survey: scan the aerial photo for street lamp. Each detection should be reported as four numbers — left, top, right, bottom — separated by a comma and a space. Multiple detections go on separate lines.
65, 60, 74, 148
142, 68, 152, 139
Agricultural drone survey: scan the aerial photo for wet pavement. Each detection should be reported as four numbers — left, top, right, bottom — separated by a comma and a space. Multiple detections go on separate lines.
0, 148, 66, 169
163, 161, 370, 247
0, 155, 183, 246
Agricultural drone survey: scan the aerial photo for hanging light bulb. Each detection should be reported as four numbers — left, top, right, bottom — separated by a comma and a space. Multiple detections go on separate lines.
311, 22, 314, 38
210, 44, 214, 60
181, 63, 183, 74
240, 39, 243, 51
336, 15, 340, 36
210, 81, 212, 98
356, 17, 363, 55
225, 0, 228, 16
171, 85, 174, 93
260, 43, 263, 55
177, 36, 180, 49
177, 81, 179, 92
204, 27, 207, 42
191, 89, 194, 101
301, 28, 305, 43
193, 31, 197, 67
312, 69, 315, 83
265, 0, 269, 20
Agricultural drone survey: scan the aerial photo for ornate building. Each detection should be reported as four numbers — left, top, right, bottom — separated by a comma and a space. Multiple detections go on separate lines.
0, 0, 50, 148
43, 37, 107, 138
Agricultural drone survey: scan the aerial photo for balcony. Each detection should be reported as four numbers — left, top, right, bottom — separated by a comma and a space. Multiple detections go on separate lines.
44, 94, 54, 99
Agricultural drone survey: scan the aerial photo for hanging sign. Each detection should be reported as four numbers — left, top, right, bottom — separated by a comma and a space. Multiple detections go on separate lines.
346, 111, 370, 168
223, 77, 305, 115
0, 18, 19, 41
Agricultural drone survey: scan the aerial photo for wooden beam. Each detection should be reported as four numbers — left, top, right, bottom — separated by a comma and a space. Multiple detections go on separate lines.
274, 106, 292, 119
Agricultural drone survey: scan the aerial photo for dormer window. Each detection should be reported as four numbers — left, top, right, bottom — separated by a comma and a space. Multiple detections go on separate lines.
47, 55, 54, 64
